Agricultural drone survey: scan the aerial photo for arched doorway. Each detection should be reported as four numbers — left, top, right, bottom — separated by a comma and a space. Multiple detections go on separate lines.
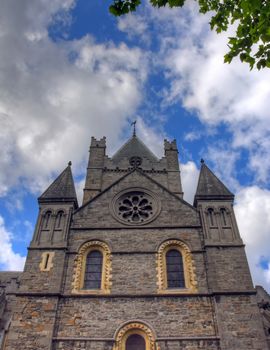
126, 333, 146, 350
113, 322, 159, 350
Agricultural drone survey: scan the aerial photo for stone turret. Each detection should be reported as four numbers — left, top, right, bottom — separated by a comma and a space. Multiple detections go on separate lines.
194, 160, 240, 244
164, 139, 183, 197
32, 162, 78, 247
83, 137, 106, 204
20, 163, 78, 294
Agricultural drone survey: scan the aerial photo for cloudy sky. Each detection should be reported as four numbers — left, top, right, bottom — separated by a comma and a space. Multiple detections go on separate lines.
0, 0, 270, 292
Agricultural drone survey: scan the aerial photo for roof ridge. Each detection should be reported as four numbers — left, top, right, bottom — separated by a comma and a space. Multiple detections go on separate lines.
111, 135, 159, 162
75, 167, 196, 214
39, 163, 78, 207
194, 162, 234, 206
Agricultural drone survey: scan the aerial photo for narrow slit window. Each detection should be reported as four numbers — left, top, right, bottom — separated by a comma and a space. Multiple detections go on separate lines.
208, 208, 214, 226
84, 250, 103, 289
126, 334, 146, 350
166, 249, 185, 288
220, 208, 227, 226
43, 211, 52, 229
44, 253, 50, 270
56, 211, 64, 228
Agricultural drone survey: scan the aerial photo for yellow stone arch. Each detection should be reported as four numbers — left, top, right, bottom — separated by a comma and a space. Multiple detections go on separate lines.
72, 240, 112, 294
156, 239, 197, 293
113, 322, 160, 350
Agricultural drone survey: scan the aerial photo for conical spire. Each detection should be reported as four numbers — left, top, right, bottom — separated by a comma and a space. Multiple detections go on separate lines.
112, 135, 158, 163
194, 160, 234, 206
39, 162, 78, 208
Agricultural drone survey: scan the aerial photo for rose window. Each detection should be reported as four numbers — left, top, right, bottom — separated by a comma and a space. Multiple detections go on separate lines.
129, 156, 142, 168
111, 189, 160, 225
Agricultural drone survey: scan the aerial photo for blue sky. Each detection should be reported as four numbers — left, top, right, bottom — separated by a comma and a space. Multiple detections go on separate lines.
0, 0, 270, 292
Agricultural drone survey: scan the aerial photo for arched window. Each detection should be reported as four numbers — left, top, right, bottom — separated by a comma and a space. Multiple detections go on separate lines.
220, 208, 227, 226
55, 210, 64, 229
157, 240, 197, 294
42, 211, 52, 229
126, 334, 146, 350
72, 240, 112, 294
166, 249, 185, 288
84, 250, 103, 289
207, 208, 215, 226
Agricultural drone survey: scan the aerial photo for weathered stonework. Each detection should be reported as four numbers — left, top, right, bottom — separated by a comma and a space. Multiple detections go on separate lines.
1, 134, 269, 350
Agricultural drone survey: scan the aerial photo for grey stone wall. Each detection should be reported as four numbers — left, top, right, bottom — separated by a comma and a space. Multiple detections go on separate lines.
19, 249, 66, 293
215, 294, 268, 350
4, 296, 58, 350
63, 227, 208, 295
55, 296, 216, 338
205, 246, 254, 292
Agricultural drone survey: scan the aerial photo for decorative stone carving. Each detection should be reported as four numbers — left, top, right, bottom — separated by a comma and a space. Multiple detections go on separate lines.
129, 156, 142, 168
111, 188, 161, 226
156, 239, 197, 293
72, 240, 112, 294
113, 322, 160, 350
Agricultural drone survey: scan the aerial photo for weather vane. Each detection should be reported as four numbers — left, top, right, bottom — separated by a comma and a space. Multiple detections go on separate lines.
131, 120, 136, 137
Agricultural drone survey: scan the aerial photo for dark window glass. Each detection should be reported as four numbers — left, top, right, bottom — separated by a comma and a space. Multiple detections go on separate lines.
126, 334, 146, 350
84, 250, 103, 289
166, 249, 185, 288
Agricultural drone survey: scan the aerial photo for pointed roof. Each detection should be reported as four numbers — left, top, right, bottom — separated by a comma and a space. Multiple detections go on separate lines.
194, 161, 234, 206
39, 162, 78, 208
112, 135, 158, 163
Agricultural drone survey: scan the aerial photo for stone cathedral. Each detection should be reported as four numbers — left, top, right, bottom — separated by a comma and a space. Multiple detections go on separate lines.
0, 132, 270, 350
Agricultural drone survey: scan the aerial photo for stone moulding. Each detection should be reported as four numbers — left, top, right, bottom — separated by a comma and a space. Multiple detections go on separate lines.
39, 251, 55, 271
156, 239, 197, 294
113, 321, 160, 350
72, 240, 112, 294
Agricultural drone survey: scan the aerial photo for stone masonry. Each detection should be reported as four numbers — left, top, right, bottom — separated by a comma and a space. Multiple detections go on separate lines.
0, 133, 269, 350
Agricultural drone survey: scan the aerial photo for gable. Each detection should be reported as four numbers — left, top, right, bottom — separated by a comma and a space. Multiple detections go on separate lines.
73, 170, 199, 228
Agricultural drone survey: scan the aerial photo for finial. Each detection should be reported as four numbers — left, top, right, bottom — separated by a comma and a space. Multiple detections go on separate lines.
131, 120, 137, 137
68, 161, 72, 166
200, 158, 205, 164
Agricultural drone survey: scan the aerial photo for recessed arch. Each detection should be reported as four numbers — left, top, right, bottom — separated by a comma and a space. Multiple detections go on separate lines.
72, 240, 112, 294
113, 322, 159, 350
156, 239, 197, 293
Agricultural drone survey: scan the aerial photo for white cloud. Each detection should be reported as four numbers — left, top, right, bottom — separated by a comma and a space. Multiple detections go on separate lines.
181, 161, 200, 204
0, 215, 25, 271
205, 145, 240, 193
0, 0, 148, 197
235, 186, 270, 292
157, 6, 270, 184
118, 13, 149, 44
118, 2, 270, 184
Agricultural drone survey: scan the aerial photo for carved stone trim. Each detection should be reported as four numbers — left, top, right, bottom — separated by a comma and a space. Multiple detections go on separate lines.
39, 252, 55, 271
156, 239, 197, 293
72, 240, 112, 294
113, 322, 160, 350
110, 187, 161, 226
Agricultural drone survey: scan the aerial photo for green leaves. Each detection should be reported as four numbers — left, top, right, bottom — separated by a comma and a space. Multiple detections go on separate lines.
109, 0, 141, 16
109, 0, 270, 69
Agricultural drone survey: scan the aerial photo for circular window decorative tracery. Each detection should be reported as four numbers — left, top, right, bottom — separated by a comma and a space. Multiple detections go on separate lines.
111, 188, 160, 226
129, 156, 142, 168
118, 191, 153, 223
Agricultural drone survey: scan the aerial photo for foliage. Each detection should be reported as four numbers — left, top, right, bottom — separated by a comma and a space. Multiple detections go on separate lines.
109, 0, 270, 70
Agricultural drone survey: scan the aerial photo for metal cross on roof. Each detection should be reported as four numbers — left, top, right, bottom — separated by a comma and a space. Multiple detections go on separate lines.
131, 120, 137, 137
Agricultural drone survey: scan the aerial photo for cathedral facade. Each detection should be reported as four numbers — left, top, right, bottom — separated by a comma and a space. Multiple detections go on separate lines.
0, 133, 269, 350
